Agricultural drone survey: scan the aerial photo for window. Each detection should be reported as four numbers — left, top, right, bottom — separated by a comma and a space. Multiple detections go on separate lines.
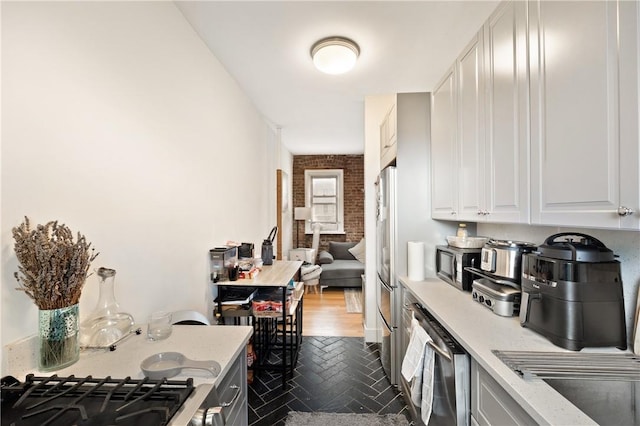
304, 169, 344, 234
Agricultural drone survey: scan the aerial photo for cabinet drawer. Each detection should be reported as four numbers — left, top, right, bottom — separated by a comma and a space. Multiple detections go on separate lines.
216, 348, 248, 426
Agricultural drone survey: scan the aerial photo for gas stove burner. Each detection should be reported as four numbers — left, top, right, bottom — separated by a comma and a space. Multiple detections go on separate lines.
1, 374, 194, 426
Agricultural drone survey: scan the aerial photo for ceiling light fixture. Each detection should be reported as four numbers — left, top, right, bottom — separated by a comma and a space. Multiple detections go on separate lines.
310, 36, 360, 75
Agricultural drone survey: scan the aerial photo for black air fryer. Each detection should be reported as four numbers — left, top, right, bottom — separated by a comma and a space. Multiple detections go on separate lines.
519, 233, 626, 351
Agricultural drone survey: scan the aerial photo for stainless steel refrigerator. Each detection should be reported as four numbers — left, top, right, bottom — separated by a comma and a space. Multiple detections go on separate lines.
376, 165, 400, 386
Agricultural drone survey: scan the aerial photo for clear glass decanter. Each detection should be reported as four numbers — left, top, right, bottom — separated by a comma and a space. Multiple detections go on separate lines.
79, 267, 134, 347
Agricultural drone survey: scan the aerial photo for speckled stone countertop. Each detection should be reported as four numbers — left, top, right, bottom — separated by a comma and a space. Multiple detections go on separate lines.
399, 276, 619, 425
6, 325, 253, 387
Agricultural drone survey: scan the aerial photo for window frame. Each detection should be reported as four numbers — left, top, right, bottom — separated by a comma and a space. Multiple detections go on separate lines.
304, 169, 345, 234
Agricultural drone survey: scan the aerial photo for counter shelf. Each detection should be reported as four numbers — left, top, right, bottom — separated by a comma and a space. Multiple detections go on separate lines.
252, 284, 304, 384
212, 261, 303, 389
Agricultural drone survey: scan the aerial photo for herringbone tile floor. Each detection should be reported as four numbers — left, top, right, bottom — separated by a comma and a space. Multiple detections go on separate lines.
248, 336, 411, 425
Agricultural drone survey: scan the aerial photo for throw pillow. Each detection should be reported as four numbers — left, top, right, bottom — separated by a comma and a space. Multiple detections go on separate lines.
317, 250, 334, 264
348, 238, 366, 263
329, 241, 357, 259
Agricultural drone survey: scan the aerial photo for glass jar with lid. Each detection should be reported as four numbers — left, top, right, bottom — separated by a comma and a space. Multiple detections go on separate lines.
457, 223, 469, 240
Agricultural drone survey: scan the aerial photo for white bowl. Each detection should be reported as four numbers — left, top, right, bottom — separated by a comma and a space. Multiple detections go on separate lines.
446, 236, 488, 249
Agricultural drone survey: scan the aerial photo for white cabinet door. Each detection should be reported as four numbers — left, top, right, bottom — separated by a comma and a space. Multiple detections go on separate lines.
380, 115, 389, 162
457, 32, 486, 222
380, 103, 397, 170
431, 66, 458, 220
483, 0, 530, 224
387, 103, 397, 148
618, 1, 640, 230
435, 3, 530, 226
471, 359, 537, 426
530, 0, 639, 229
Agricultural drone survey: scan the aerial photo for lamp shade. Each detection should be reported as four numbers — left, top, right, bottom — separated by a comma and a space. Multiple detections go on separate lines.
294, 207, 312, 221
311, 37, 360, 75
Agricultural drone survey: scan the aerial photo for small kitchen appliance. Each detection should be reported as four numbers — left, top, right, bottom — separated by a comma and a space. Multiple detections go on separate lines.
209, 246, 238, 282
471, 278, 521, 317
436, 245, 482, 291
238, 242, 254, 259
466, 239, 536, 317
520, 232, 627, 351
479, 239, 537, 284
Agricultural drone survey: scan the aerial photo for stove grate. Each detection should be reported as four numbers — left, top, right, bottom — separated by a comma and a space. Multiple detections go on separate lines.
1, 374, 195, 426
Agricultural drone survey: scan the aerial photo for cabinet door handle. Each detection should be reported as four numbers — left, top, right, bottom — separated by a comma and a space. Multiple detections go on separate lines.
221, 384, 241, 407
617, 206, 634, 217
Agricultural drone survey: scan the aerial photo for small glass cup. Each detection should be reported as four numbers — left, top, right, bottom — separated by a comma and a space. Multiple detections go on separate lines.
147, 311, 172, 341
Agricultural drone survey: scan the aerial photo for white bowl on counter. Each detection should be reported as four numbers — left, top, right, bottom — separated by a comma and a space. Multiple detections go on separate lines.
446, 236, 489, 249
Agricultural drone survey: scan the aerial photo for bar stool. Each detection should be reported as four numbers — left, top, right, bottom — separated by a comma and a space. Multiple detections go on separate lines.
171, 310, 210, 325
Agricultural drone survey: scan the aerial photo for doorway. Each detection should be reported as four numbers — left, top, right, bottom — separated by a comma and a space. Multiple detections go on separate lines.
303, 287, 364, 337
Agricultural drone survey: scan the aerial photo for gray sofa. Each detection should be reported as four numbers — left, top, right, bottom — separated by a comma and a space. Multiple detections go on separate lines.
317, 241, 364, 288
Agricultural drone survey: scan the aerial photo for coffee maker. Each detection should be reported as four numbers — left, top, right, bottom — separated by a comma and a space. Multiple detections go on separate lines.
209, 246, 238, 282
519, 233, 626, 351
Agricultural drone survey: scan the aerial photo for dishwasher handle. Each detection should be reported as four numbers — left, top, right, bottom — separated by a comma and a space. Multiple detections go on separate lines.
410, 303, 458, 362
427, 340, 452, 362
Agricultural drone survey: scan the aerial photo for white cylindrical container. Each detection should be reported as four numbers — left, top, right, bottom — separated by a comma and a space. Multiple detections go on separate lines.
407, 241, 425, 281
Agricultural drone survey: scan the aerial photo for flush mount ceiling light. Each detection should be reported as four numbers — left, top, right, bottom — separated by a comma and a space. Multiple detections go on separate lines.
310, 36, 360, 75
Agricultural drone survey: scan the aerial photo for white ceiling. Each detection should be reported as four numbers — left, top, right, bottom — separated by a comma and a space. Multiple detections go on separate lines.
175, 1, 500, 155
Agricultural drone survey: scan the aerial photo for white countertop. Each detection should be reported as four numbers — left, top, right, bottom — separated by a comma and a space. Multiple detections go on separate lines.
217, 260, 302, 287
7, 325, 253, 388
399, 276, 615, 425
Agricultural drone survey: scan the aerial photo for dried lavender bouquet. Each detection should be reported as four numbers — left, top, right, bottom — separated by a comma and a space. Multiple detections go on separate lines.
12, 217, 99, 310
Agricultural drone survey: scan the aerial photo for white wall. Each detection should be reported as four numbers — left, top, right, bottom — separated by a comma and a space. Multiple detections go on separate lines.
1, 1, 277, 371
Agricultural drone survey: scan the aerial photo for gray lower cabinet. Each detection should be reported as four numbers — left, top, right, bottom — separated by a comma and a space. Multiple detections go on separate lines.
216, 347, 248, 426
471, 359, 536, 426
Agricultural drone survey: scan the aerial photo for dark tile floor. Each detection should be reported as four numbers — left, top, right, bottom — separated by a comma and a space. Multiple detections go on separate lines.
248, 336, 412, 425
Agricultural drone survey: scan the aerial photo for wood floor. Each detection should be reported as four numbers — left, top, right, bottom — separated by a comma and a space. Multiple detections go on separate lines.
302, 287, 364, 337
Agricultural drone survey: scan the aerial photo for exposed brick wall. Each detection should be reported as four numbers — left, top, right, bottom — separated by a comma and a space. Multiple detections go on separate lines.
292, 155, 364, 254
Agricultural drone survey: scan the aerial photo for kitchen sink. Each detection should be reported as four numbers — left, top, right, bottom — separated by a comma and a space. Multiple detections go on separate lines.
544, 378, 640, 425
492, 350, 640, 424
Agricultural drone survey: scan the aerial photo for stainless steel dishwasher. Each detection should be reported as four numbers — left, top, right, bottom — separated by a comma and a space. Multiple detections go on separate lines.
401, 298, 470, 426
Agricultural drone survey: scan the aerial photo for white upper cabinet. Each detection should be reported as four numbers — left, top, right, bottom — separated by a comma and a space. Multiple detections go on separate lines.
529, 0, 639, 229
431, 0, 639, 230
431, 66, 458, 219
437, 1, 530, 225
380, 103, 397, 170
457, 32, 486, 222
482, 0, 530, 224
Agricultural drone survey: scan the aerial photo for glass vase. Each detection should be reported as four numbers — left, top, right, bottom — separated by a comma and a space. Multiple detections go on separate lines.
79, 267, 134, 348
38, 304, 80, 371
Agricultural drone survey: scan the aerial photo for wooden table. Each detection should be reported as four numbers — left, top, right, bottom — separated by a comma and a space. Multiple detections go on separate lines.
215, 260, 303, 389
